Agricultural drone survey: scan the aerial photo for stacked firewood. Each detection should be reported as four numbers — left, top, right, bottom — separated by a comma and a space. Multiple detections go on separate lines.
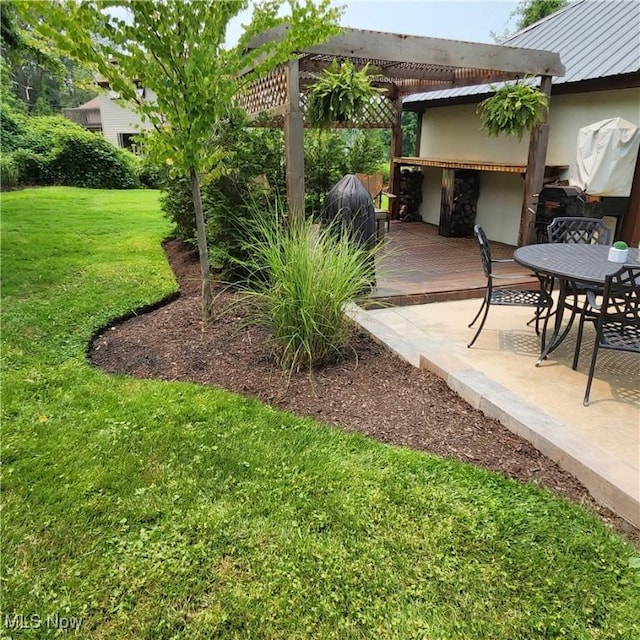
448, 170, 479, 237
396, 169, 423, 221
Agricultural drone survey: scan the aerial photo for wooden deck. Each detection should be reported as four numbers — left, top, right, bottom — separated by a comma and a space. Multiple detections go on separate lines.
373, 221, 537, 306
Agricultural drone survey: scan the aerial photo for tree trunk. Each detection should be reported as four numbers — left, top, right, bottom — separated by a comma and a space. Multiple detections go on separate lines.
190, 166, 213, 320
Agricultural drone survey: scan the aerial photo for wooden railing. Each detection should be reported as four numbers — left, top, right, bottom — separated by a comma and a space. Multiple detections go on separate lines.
62, 108, 102, 129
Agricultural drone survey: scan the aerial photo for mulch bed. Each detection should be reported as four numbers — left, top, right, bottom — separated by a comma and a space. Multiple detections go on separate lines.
89, 239, 638, 543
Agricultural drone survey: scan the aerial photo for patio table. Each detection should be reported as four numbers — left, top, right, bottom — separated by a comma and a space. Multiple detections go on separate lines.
513, 243, 640, 365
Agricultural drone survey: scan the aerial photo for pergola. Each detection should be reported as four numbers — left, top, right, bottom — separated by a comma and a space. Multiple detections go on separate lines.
240, 26, 565, 245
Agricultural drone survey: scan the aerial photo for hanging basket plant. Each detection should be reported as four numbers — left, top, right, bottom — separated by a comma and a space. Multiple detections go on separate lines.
306, 59, 382, 128
477, 80, 549, 141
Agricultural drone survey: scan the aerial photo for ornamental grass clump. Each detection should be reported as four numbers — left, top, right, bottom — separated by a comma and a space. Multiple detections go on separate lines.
238, 212, 376, 372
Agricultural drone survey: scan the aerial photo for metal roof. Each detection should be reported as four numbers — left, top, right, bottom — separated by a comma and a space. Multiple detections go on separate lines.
404, 0, 640, 105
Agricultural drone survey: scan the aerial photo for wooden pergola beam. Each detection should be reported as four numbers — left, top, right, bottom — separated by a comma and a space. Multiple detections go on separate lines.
305, 29, 564, 76
299, 57, 520, 90
246, 26, 565, 80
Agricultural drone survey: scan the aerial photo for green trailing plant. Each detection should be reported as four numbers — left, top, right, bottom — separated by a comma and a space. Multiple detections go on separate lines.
477, 80, 548, 141
307, 59, 382, 128
236, 210, 377, 372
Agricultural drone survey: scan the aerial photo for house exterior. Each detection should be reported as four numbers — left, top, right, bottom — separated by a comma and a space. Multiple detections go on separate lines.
402, 0, 640, 246
63, 88, 155, 149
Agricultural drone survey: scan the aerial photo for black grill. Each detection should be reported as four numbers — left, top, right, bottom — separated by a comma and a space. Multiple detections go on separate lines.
534, 185, 603, 243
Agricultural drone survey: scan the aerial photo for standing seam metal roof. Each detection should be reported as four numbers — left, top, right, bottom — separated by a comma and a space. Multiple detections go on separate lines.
404, 0, 640, 104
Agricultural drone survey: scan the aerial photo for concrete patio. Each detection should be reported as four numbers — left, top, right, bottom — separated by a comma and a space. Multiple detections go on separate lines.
349, 222, 640, 529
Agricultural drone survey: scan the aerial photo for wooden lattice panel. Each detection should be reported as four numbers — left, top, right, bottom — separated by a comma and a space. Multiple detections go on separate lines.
299, 93, 396, 129
240, 65, 288, 118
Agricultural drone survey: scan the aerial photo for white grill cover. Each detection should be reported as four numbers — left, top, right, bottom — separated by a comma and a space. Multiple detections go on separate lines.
569, 117, 640, 197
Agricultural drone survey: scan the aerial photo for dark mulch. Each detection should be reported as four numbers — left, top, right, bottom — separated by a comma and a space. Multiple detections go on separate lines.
89, 239, 638, 543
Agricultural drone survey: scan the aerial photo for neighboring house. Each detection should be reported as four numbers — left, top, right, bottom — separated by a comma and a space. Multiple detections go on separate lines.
63, 86, 155, 149
402, 0, 640, 246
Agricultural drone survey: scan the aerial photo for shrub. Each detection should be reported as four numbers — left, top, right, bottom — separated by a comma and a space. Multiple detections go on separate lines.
50, 130, 140, 189
161, 176, 197, 241
137, 155, 166, 189
0, 103, 29, 152
161, 122, 285, 278
237, 213, 376, 372
11, 148, 53, 185
0, 104, 139, 189
346, 130, 386, 175
0, 154, 19, 189
304, 130, 349, 218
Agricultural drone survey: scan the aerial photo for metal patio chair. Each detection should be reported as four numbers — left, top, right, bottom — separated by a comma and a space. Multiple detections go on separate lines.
468, 225, 553, 348
544, 216, 613, 352
547, 216, 611, 245
572, 265, 640, 406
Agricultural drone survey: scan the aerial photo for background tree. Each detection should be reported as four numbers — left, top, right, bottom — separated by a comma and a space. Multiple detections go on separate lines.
492, 0, 569, 41
516, 0, 568, 29
19, 0, 340, 319
2, 1, 95, 113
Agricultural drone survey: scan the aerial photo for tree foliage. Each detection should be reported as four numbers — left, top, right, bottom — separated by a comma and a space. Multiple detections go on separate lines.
492, 0, 568, 42
1, 0, 94, 113
516, 0, 568, 30
18, 0, 340, 319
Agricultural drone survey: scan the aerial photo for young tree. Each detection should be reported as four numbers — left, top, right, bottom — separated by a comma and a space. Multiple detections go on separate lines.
19, 0, 340, 319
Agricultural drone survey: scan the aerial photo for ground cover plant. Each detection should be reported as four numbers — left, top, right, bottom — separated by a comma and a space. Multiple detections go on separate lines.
2, 187, 639, 639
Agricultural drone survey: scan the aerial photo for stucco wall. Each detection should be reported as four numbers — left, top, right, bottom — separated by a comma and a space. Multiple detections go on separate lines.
98, 90, 156, 147
420, 167, 444, 226
417, 87, 640, 245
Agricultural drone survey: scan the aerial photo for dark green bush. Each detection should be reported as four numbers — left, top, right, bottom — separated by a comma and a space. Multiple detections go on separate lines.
137, 155, 166, 189
304, 130, 348, 218
161, 122, 285, 281
0, 102, 139, 189
11, 148, 53, 185
50, 130, 140, 189
0, 103, 29, 152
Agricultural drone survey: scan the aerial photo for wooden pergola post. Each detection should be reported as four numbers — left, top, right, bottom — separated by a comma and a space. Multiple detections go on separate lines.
518, 74, 553, 246
388, 96, 403, 219
284, 59, 305, 223
620, 144, 640, 246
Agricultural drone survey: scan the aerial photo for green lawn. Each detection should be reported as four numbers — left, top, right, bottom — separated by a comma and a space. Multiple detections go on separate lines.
2, 187, 638, 639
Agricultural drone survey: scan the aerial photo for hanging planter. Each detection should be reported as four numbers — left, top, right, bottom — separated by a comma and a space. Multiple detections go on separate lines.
477, 80, 549, 141
306, 59, 382, 128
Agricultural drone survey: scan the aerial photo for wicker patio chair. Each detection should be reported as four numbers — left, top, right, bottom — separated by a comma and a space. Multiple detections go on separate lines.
468, 225, 553, 348
572, 265, 640, 406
